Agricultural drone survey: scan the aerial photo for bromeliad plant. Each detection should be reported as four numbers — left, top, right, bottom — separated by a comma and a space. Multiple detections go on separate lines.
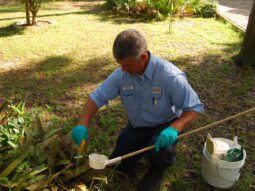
0, 102, 30, 150
0, 100, 112, 191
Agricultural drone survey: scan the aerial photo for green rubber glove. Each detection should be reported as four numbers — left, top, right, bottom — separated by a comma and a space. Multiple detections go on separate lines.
155, 126, 178, 152
72, 125, 89, 146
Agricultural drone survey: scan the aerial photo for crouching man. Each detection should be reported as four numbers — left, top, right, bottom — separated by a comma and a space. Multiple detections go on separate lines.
72, 29, 204, 191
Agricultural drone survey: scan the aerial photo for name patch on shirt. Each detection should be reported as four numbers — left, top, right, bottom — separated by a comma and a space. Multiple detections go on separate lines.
122, 85, 134, 91
152, 86, 161, 94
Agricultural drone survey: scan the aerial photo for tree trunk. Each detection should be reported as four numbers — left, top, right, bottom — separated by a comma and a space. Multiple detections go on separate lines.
235, 0, 255, 67
25, 0, 31, 26
29, 0, 41, 25
32, 11, 36, 25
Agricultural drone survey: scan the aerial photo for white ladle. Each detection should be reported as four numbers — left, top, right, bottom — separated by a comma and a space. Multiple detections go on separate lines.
89, 145, 154, 170
89, 153, 122, 170
88, 107, 255, 170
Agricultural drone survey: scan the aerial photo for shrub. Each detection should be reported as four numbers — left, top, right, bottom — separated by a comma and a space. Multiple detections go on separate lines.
195, 0, 217, 18
105, 0, 217, 19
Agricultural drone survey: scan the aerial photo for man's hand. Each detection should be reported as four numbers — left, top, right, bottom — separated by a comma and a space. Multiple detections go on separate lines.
155, 127, 178, 152
72, 125, 89, 145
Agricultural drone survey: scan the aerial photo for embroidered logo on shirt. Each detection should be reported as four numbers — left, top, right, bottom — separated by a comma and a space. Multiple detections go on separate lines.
122, 85, 135, 91
152, 86, 161, 94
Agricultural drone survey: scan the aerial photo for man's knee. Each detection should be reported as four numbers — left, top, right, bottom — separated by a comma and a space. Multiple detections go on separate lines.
147, 143, 177, 170
111, 125, 149, 158
110, 127, 131, 158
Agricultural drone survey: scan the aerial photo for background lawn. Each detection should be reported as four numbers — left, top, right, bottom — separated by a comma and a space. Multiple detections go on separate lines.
0, 1, 254, 190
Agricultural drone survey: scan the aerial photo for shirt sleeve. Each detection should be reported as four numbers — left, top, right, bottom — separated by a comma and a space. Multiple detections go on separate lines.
169, 74, 204, 113
89, 69, 121, 108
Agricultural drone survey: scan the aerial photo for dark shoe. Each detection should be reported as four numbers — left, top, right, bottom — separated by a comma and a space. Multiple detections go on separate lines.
137, 168, 165, 191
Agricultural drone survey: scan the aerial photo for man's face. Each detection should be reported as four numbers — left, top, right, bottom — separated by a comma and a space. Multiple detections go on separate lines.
117, 54, 147, 75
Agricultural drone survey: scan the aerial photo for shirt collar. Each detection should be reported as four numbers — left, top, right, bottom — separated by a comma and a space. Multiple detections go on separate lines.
143, 51, 154, 80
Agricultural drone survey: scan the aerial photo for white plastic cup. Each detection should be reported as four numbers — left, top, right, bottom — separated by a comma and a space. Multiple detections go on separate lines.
213, 139, 230, 159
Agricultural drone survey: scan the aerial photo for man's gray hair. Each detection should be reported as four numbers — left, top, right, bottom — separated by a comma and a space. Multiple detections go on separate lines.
113, 29, 147, 60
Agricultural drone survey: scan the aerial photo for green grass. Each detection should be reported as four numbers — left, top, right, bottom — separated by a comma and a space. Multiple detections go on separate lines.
0, 1, 255, 190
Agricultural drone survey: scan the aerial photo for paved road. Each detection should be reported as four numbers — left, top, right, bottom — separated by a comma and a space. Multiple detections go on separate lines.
217, 0, 254, 31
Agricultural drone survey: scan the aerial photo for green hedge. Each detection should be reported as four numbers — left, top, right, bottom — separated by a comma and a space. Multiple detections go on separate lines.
106, 0, 217, 19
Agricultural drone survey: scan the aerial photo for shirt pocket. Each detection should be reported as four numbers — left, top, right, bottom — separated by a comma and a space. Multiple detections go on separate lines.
142, 93, 162, 112
143, 93, 171, 116
120, 91, 135, 112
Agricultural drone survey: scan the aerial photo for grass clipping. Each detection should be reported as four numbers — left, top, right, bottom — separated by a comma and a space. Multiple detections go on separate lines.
0, 100, 109, 191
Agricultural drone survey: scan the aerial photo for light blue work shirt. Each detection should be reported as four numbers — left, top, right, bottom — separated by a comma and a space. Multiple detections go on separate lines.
90, 52, 204, 128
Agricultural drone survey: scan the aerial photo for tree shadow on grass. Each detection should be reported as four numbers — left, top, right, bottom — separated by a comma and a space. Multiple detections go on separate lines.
0, 54, 115, 107
0, 41, 253, 117
0, 6, 24, 13
167, 41, 255, 122
0, 24, 25, 38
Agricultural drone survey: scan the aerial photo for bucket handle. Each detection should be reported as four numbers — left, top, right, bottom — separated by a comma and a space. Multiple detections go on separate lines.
216, 166, 240, 183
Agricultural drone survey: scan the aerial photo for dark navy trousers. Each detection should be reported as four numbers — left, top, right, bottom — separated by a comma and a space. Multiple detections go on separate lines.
110, 120, 178, 174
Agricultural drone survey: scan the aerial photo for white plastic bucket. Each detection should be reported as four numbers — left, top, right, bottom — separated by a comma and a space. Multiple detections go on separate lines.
201, 138, 246, 189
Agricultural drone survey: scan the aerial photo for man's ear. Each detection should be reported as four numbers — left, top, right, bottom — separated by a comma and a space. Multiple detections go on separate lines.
140, 52, 148, 62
